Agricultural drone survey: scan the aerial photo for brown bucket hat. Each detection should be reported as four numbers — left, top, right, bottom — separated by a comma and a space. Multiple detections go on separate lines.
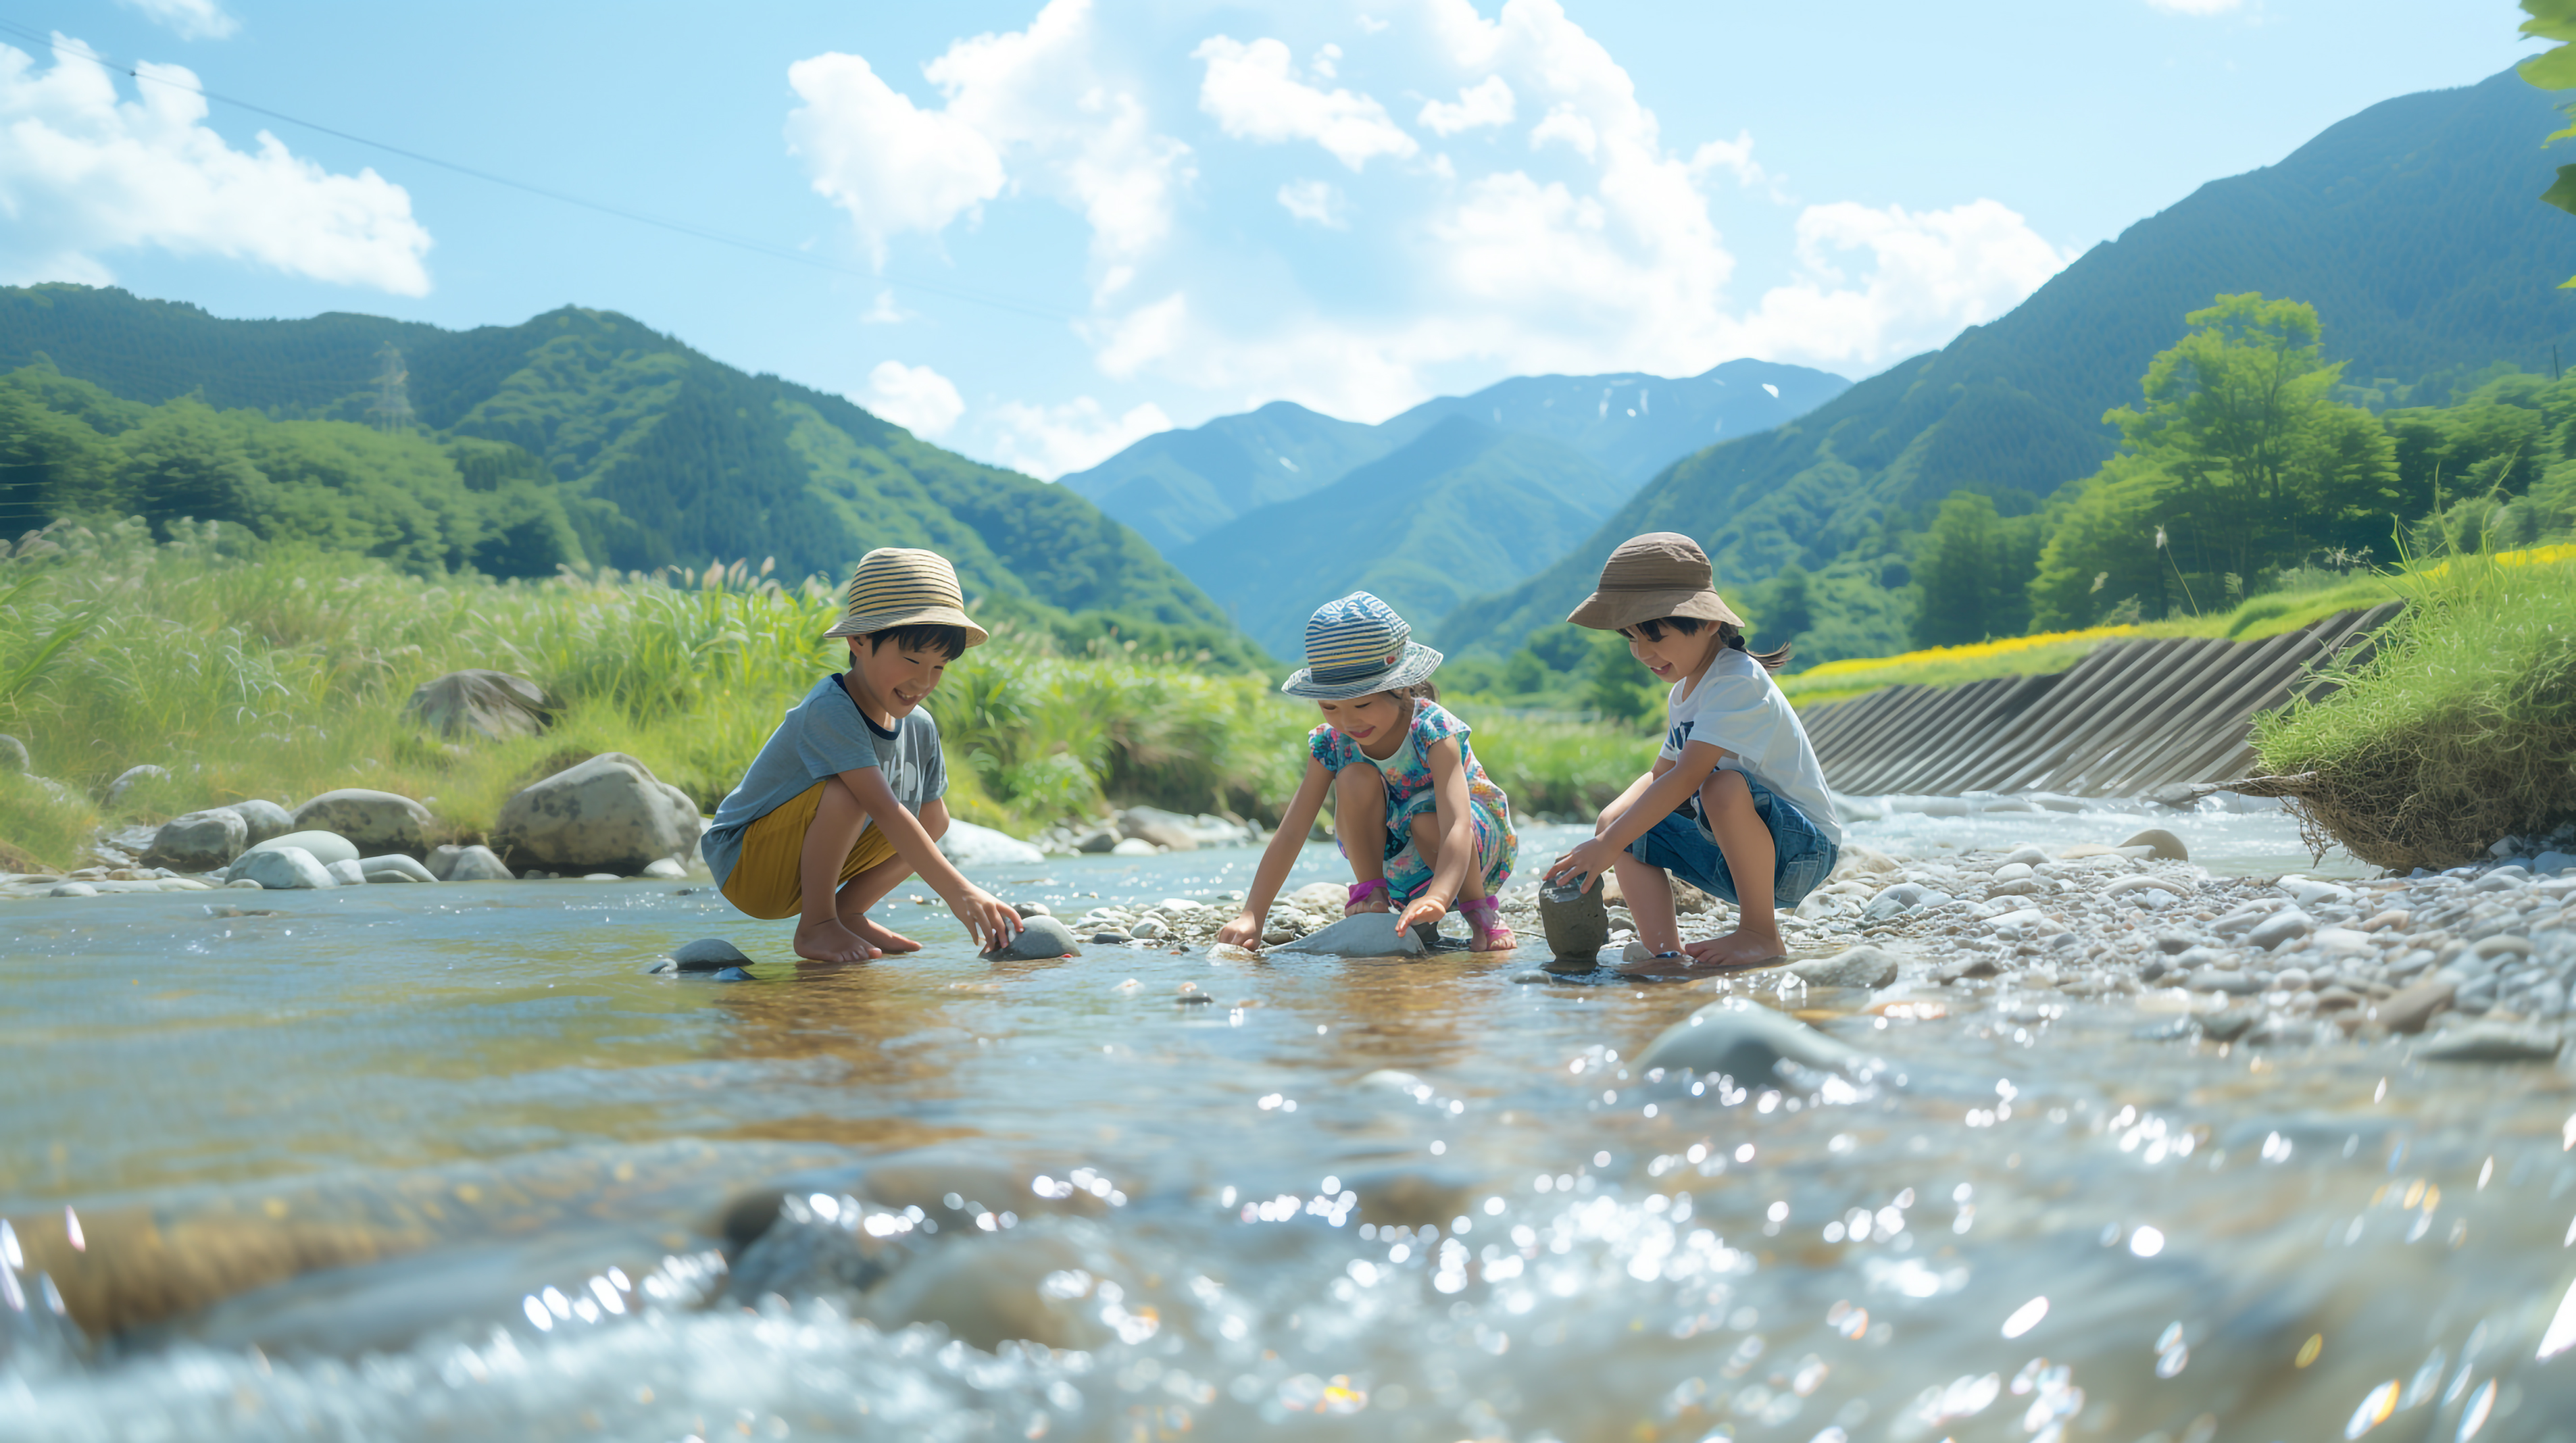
1566, 532, 1745, 632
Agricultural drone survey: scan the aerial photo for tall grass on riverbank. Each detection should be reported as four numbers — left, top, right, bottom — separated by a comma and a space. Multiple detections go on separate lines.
2249, 549, 2576, 871
0, 521, 1647, 870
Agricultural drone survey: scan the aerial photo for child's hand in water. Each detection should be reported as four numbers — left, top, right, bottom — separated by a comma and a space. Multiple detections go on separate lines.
1397, 894, 1447, 935
955, 887, 1022, 951
1214, 910, 1263, 951
1545, 838, 1616, 892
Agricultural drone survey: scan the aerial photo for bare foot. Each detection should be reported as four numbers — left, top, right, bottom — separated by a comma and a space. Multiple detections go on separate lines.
847, 913, 922, 954
793, 916, 880, 964
1681, 928, 1787, 969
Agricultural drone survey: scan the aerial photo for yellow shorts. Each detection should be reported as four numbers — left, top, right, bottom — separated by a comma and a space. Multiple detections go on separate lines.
718, 780, 902, 919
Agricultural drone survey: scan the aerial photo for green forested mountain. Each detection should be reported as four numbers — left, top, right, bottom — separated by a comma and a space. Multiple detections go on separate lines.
0, 284, 1241, 653
1174, 415, 1631, 656
1441, 68, 2576, 660
1058, 358, 1848, 556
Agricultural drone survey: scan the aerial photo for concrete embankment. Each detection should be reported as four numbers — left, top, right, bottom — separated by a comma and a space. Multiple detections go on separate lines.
1799, 604, 2402, 799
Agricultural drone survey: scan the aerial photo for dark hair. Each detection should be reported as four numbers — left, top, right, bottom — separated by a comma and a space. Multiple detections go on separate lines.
1387, 679, 1439, 703
860, 623, 972, 661
1623, 614, 1791, 673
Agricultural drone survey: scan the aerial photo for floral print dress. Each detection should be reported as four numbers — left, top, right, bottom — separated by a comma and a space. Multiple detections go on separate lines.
1308, 699, 1518, 903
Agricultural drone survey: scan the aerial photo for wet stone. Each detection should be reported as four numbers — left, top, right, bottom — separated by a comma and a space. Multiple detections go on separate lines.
988, 914, 1081, 961
1271, 912, 1425, 958
1787, 946, 1900, 990
1635, 996, 1868, 1080
1539, 877, 1611, 962
2415, 1022, 2565, 1063
667, 938, 753, 972
2198, 1010, 2256, 1042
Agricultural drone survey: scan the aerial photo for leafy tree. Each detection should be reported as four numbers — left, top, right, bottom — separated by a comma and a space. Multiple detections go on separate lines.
118, 400, 268, 536
1585, 628, 1658, 726
1746, 562, 1814, 644
1912, 491, 2041, 647
2523, 0, 2576, 279
2029, 295, 2399, 627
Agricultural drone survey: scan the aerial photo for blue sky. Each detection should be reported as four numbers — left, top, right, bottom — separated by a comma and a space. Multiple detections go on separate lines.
0, 0, 2531, 476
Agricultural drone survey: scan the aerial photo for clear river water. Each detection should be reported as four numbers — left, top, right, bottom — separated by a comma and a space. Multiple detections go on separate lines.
2, 813, 2572, 1442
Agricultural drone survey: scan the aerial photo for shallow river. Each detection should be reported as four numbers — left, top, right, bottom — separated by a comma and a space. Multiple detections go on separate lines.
3, 813, 2572, 1442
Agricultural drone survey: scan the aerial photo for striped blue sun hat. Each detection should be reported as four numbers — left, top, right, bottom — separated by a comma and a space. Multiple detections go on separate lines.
1281, 592, 1443, 700
822, 547, 989, 647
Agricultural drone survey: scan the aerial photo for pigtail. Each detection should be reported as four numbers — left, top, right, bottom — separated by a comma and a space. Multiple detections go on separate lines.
1719, 621, 1791, 674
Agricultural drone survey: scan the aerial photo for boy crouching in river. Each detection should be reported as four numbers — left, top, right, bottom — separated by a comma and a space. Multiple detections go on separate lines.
699, 547, 1020, 963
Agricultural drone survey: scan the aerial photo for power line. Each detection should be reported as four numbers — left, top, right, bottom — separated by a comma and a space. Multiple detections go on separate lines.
0, 20, 1077, 323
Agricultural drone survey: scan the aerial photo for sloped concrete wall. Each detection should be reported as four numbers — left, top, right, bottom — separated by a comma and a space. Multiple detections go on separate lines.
1800, 604, 2400, 798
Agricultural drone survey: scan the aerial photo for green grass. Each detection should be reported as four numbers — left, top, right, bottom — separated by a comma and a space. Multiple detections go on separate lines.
2250, 549, 2576, 869
0, 520, 1641, 871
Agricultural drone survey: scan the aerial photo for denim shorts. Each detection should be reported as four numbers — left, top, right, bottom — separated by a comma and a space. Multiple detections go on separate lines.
1624, 773, 1837, 909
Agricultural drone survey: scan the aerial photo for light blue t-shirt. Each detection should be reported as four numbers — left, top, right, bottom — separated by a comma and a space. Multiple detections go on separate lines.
701, 675, 949, 886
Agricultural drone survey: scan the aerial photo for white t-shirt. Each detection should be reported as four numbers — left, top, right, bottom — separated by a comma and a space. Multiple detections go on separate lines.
1660, 648, 1845, 846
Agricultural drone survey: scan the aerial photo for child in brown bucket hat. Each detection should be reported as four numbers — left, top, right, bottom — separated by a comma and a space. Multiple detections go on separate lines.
1542, 532, 1842, 969
700, 547, 1022, 963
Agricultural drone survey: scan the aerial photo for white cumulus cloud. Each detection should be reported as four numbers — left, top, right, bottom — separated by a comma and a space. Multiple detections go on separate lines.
114, 0, 239, 41
1416, 74, 1514, 136
0, 38, 430, 294
1191, 34, 1418, 170
987, 395, 1173, 478
856, 360, 966, 438
1277, 177, 1348, 228
789, 0, 2076, 442
789, 0, 1190, 286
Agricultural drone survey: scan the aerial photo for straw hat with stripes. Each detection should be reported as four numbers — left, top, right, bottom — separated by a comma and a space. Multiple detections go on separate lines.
823, 547, 989, 647
1280, 592, 1442, 701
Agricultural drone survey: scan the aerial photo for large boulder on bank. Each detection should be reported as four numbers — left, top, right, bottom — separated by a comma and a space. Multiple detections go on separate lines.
237, 830, 360, 869
939, 819, 1046, 867
230, 799, 294, 847
230, 846, 336, 890
291, 790, 433, 855
492, 753, 702, 876
143, 808, 248, 871
406, 669, 551, 741
1117, 806, 1204, 851
104, 764, 170, 806
428, 843, 515, 882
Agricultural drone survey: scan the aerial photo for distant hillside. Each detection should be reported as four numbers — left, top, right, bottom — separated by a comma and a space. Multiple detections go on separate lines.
1177, 415, 1629, 656
1441, 68, 2576, 659
0, 285, 1235, 647
1058, 358, 1848, 556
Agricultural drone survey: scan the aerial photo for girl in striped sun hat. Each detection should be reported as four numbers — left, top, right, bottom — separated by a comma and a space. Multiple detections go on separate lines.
1216, 592, 1519, 953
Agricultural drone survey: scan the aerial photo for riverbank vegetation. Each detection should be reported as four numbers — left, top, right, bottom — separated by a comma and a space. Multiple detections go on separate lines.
2250, 548, 2576, 869
0, 522, 1649, 871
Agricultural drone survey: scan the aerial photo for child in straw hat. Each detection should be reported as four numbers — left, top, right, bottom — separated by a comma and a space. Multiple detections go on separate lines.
701, 547, 1021, 963
1543, 533, 1841, 969
1216, 592, 1519, 953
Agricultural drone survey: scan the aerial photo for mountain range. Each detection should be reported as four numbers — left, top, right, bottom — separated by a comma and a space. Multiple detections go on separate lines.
1060, 359, 1848, 654
0, 287, 1230, 646
1439, 68, 2576, 658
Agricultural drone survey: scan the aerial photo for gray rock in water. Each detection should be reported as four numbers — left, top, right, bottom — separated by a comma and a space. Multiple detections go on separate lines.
712, 967, 754, 982
1013, 901, 1052, 917
359, 854, 437, 884
325, 859, 368, 886
0, 734, 27, 774
1072, 828, 1120, 854
145, 808, 248, 871
642, 857, 688, 880
230, 846, 337, 890
1118, 806, 1204, 851
1539, 877, 1611, 962
1271, 911, 1425, 957
405, 669, 551, 740
1635, 996, 1867, 1080
2187, 967, 2263, 994
1861, 882, 1941, 923
433, 844, 515, 882
989, 913, 1081, 960
2415, 1022, 2565, 1063
493, 753, 702, 876
239, 830, 360, 869
230, 799, 294, 847
293, 789, 433, 856
49, 881, 96, 898
666, 938, 753, 972
2121, 828, 2189, 860
2197, 1009, 2255, 1042
105, 763, 170, 806
1788, 946, 1900, 990
939, 820, 1047, 867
